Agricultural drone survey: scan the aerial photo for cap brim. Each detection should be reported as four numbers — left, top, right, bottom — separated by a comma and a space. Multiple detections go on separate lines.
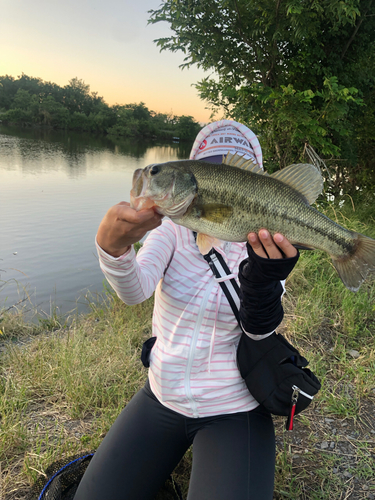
198, 155, 224, 164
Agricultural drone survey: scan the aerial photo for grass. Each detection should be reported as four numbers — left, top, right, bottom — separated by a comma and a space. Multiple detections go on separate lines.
0, 292, 153, 498
1, 198, 375, 499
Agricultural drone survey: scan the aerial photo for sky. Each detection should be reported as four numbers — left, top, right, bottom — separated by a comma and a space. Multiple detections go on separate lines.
0, 0, 214, 123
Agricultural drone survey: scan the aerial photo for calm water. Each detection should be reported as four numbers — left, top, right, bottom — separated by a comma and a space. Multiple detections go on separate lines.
0, 126, 191, 318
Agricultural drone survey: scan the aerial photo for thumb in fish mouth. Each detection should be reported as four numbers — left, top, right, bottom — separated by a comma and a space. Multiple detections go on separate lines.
130, 169, 156, 211
130, 168, 143, 210
131, 168, 143, 195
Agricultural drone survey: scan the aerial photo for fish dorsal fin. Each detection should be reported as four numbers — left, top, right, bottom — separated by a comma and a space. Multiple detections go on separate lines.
223, 152, 268, 175
271, 163, 323, 205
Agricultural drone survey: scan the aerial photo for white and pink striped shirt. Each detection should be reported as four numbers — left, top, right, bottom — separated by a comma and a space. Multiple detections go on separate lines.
97, 219, 258, 418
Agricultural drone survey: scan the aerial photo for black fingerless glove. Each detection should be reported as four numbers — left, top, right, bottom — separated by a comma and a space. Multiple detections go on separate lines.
239, 243, 299, 335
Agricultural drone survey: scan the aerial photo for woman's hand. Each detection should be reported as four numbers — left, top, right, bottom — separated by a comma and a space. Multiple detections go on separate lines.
240, 230, 299, 335
96, 202, 163, 257
247, 230, 298, 260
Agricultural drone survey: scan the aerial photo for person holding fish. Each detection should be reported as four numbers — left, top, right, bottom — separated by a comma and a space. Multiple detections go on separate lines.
75, 120, 374, 500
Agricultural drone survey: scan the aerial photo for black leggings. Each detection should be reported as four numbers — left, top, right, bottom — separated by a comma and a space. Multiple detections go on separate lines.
74, 381, 275, 500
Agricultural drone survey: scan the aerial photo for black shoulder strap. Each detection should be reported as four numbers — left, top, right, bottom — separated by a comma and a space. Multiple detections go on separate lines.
193, 232, 242, 326
203, 249, 243, 329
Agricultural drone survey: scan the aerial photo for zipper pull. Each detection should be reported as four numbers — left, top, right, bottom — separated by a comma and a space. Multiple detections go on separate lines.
286, 386, 300, 431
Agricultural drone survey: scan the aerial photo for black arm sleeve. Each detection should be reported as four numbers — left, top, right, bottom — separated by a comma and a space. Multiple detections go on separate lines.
239, 243, 299, 336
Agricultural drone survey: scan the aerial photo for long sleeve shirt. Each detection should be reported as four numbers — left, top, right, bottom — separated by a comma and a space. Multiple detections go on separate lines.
97, 219, 259, 418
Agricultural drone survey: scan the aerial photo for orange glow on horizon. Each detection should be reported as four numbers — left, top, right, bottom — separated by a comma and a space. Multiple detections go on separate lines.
0, 0, 218, 125
0, 58, 213, 124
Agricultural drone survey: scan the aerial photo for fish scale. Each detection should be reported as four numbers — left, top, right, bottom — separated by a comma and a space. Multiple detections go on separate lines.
130, 154, 375, 291
176, 162, 351, 256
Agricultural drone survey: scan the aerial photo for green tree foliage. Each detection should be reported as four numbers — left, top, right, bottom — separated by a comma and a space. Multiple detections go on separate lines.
149, 0, 375, 186
175, 115, 201, 140
13, 89, 32, 110
0, 74, 201, 142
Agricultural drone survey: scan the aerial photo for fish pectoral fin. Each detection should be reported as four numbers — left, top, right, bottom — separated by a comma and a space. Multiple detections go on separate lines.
271, 163, 324, 205
223, 152, 267, 175
197, 203, 233, 223
196, 234, 222, 255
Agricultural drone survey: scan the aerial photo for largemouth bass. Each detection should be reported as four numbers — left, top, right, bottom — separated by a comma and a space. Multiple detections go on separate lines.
130, 153, 375, 291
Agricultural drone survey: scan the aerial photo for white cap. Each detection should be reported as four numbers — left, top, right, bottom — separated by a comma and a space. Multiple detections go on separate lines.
189, 119, 263, 168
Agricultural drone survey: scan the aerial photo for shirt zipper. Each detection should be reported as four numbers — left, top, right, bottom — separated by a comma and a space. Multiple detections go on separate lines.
184, 278, 216, 418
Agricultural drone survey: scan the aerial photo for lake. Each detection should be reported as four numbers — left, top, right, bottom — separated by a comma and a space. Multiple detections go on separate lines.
0, 126, 191, 319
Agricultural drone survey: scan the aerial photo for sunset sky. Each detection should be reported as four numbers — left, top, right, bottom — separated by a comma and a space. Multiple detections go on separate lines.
0, 0, 215, 123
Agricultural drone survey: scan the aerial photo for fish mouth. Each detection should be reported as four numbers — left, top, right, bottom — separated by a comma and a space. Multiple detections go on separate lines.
130, 169, 156, 211
130, 168, 175, 212
130, 167, 195, 218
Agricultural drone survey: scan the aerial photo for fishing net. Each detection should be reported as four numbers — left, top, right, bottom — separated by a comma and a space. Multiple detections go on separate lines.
26, 451, 183, 500
26, 452, 94, 500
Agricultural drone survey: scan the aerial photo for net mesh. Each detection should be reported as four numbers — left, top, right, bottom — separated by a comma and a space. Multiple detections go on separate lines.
26, 452, 94, 500
26, 451, 183, 500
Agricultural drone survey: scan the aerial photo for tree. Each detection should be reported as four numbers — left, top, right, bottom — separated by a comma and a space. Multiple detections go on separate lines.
12, 89, 32, 110
125, 102, 152, 121
3, 107, 32, 126
149, 0, 375, 183
175, 115, 201, 140
0, 73, 204, 142
63, 78, 93, 115
15, 74, 43, 96
0, 75, 17, 109
39, 96, 70, 128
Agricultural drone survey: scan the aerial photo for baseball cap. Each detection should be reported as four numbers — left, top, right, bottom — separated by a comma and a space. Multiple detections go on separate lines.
189, 119, 263, 169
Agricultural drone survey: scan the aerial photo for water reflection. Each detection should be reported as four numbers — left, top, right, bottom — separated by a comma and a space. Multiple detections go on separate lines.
0, 125, 192, 318
0, 126, 192, 176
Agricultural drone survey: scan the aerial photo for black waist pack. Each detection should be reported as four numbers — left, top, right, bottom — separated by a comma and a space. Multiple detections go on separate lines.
237, 331, 321, 429
141, 336, 157, 368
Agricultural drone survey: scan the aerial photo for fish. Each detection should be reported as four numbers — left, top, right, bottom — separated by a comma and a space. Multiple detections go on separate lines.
130, 153, 375, 291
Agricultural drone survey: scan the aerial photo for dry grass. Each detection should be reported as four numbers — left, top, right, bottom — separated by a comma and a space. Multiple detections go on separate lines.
1, 201, 375, 499
0, 293, 152, 499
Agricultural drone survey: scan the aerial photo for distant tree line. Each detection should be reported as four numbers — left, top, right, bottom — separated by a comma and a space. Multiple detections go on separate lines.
0, 74, 202, 141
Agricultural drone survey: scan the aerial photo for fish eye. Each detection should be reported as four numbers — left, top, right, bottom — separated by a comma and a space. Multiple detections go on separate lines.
150, 165, 160, 176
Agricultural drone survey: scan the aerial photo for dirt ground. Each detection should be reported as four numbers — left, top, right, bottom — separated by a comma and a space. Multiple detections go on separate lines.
3, 402, 375, 500
272, 401, 375, 499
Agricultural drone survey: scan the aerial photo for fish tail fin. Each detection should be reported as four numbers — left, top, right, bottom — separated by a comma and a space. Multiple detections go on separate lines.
332, 233, 375, 291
